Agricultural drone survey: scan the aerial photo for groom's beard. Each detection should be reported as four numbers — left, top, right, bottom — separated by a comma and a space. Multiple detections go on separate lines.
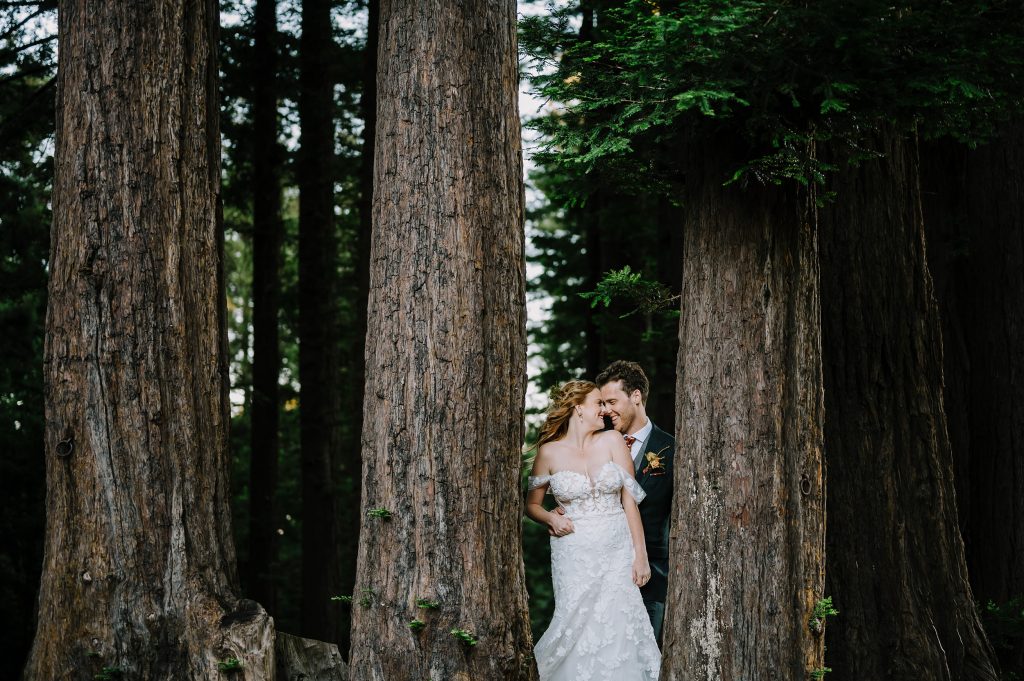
602, 414, 614, 431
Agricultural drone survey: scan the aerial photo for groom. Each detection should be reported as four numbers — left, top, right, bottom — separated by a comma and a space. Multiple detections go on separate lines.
596, 360, 674, 646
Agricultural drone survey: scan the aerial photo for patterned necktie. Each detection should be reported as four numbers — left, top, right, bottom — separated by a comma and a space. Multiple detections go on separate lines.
622, 436, 638, 473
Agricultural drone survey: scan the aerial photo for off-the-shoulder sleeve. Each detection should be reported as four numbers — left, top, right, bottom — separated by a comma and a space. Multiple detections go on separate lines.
528, 475, 551, 491
618, 466, 647, 503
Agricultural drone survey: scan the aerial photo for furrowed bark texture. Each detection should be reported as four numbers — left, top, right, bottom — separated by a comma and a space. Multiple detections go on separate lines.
248, 0, 283, 615
819, 131, 998, 681
662, 143, 826, 680
25, 1, 274, 679
298, 0, 340, 643
961, 123, 1024, 610
347, 1, 535, 678
922, 126, 1024, 674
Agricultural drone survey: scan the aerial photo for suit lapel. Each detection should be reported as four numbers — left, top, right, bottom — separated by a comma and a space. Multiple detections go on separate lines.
637, 425, 671, 487
636, 424, 659, 486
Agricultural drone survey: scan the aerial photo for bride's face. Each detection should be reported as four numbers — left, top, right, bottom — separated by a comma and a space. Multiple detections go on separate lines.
574, 389, 605, 431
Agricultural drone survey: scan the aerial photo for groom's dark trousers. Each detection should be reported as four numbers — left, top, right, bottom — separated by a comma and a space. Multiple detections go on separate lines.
636, 423, 675, 646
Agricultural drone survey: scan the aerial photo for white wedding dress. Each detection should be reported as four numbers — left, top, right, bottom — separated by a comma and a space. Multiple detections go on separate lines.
529, 460, 662, 681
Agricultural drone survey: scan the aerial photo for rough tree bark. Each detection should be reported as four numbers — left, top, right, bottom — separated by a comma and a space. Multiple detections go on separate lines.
662, 140, 826, 680
922, 125, 1024, 674
24, 1, 275, 678
819, 130, 998, 680
960, 122, 1024, 611
298, 0, 340, 644
347, 0, 535, 678
247, 0, 284, 616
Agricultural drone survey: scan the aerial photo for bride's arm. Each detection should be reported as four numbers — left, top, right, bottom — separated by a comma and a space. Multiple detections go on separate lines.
525, 446, 574, 536
607, 433, 651, 587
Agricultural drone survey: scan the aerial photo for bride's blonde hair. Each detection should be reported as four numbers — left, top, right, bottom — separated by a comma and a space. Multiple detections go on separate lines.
536, 380, 598, 449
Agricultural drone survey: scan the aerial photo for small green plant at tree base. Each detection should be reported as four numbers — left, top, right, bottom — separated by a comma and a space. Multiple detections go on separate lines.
810, 596, 839, 634
367, 507, 392, 520
980, 597, 1024, 652
450, 628, 478, 647
810, 666, 832, 680
94, 668, 123, 681
409, 618, 426, 631
416, 597, 440, 609
217, 657, 242, 672
331, 594, 353, 604
359, 588, 377, 608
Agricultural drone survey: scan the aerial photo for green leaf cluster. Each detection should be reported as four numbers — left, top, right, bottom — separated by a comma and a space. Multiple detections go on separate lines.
521, 0, 1024, 189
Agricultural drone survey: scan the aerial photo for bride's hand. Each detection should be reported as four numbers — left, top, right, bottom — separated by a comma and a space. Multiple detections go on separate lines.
547, 507, 568, 536
632, 557, 651, 587
549, 512, 574, 537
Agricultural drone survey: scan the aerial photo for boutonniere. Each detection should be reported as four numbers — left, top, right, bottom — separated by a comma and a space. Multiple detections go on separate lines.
641, 446, 670, 476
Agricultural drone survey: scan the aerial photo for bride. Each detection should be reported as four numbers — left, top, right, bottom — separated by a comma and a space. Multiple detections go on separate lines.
526, 380, 661, 680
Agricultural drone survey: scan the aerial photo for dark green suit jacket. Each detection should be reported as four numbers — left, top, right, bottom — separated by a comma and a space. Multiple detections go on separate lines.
635, 423, 674, 604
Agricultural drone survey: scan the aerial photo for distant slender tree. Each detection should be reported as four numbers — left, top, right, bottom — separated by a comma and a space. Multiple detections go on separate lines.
347, 0, 535, 677
24, 0, 275, 678
0, 5, 54, 672
298, 0, 340, 643
338, 0, 379, 655
247, 0, 284, 616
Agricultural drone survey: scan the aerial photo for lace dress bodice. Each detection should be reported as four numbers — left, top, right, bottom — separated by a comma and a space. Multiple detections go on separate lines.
529, 460, 646, 519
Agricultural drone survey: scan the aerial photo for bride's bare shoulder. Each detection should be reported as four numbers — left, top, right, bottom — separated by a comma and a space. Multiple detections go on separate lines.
535, 441, 561, 463
596, 429, 623, 444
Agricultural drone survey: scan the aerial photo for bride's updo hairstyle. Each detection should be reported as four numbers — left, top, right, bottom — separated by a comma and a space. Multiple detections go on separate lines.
536, 379, 598, 449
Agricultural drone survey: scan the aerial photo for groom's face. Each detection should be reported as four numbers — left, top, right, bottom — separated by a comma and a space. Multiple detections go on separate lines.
599, 380, 639, 434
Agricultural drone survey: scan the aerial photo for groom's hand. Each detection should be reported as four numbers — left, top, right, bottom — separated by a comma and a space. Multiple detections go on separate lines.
548, 506, 567, 536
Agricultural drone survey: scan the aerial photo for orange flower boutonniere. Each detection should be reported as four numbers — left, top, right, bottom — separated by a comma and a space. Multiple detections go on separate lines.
641, 447, 669, 476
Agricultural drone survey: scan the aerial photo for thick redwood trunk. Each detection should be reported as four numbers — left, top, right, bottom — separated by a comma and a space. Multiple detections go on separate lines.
298, 0, 340, 644
25, 1, 274, 678
922, 126, 1024, 675
247, 0, 283, 615
819, 131, 998, 680
347, 1, 535, 677
662, 141, 826, 679
959, 125, 1024, 610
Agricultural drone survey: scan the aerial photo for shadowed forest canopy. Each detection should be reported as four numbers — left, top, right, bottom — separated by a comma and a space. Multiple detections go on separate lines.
1, 0, 1023, 679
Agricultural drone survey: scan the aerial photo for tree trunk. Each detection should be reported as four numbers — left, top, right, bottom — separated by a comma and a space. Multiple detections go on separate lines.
922, 125, 1024, 675
919, 140, 972, 553
248, 0, 283, 616
25, 1, 274, 678
275, 633, 347, 681
960, 125, 1024, 611
662, 141, 826, 679
347, 1, 535, 678
819, 130, 998, 680
651, 194, 682, 433
582, 196, 605, 378
578, 5, 603, 380
338, 0, 378, 657
298, 0, 340, 644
